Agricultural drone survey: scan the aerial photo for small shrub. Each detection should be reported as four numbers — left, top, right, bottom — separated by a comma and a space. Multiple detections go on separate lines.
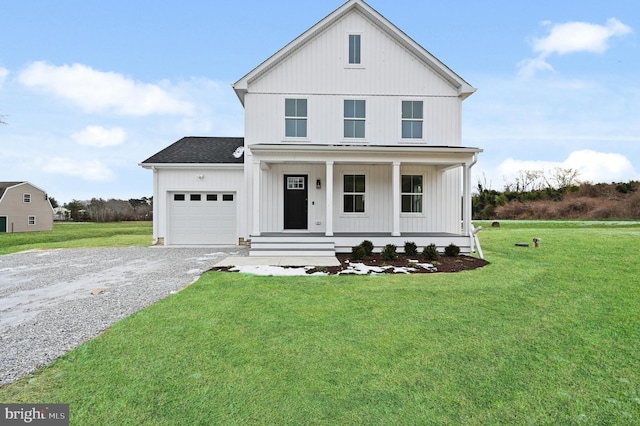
404, 241, 418, 256
444, 243, 460, 257
351, 245, 366, 260
361, 240, 374, 256
422, 244, 440, 261
381, 244, 398, 261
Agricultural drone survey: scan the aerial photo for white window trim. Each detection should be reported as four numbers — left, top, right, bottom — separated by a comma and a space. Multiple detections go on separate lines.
28, 215, 36, 225
346, 32, 365, 69
283, 97, 310, 141
341, 98, 368, 143
23, 193, 31, 203
400, 99, 425, 142
340, 172, 368, 217
400, 174, 426, 216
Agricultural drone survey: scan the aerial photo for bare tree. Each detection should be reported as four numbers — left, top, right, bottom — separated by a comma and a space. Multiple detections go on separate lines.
504, 169, 544, 193
546, 167, 581, 189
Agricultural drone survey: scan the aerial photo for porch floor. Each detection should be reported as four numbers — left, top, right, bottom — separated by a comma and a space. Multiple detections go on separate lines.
214, 256, 340, 267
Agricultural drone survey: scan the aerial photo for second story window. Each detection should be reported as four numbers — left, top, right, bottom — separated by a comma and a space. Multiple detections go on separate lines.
348, 34, 361, 64
23, 193, 31, 203
344, 100, 366, 139
285, 99, 307, 138
402, 101, 423, 139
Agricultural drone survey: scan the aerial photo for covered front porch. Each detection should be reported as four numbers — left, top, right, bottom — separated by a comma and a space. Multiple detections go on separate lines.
250, 232, 478, 257
247, 144, 482, 257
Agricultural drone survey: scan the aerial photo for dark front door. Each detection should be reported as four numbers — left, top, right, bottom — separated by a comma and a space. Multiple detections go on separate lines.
0, 216, 6, 233
284, 175, 308, 230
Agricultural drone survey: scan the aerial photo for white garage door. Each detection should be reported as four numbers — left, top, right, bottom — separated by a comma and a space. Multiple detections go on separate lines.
168, 192, 237, 245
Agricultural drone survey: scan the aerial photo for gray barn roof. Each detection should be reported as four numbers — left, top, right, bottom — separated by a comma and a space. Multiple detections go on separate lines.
141, 137, 245, 164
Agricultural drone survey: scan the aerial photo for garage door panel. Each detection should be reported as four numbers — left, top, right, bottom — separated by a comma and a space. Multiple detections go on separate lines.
168, 192, 237, 245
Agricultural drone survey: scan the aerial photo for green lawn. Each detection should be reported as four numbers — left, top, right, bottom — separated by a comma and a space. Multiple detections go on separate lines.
1, 221, 639, 424
0, 221, 152, 255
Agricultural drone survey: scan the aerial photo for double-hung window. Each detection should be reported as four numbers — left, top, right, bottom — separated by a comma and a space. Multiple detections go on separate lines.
28, 215, 36, 225
23, 193, 31, 203
344, 174, 365, 213
401, 175, 423, 213
402, 101, 423, 139
348, 34, 361, 65
285, 99, 307, 138
344, 100, 366, 139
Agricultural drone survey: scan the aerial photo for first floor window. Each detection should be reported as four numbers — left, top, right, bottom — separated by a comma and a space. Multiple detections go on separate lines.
23, 193, 31, 203
344, 100, 366, 138
402, 101, 423, 139
285, 98, 307, 138
28, 215, 36, 225
344, 174, 365, 213
402, 175, 423, 213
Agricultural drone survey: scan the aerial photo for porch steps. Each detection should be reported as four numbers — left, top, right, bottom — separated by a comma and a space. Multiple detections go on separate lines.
249, 235, 336, 257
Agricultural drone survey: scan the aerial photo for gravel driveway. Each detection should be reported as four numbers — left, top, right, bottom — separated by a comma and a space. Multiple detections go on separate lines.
0, 246, 248, 387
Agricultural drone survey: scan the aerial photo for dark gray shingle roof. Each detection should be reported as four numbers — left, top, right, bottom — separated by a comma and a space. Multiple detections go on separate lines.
0, 182, 25, 198
141, 137, 245, 164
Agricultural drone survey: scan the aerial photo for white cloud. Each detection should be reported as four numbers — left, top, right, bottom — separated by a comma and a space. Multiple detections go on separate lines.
518, 18, 632, 78
0, 67, 8, 88
496, 150, 638, 185
534, 18, 632, 56
18, 62, 195, 116
72, 126, 126, 147
41, 157, 116, 182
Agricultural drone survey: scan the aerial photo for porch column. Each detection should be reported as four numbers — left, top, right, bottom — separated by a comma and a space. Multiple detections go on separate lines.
325, 161, 334, 237
392, 162, 401, 237
462, 163, 472, 235
252, 160, 261, 236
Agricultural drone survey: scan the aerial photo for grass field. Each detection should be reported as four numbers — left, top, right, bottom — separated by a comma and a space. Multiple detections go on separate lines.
0, 221, 152, 255
1, 221, 639, 424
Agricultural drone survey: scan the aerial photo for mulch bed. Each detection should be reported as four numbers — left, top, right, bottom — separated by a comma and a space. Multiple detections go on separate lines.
305, 253, 489, 274
210, 253, 488, 275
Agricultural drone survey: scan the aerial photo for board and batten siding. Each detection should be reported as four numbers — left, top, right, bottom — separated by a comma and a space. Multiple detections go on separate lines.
152, 167, 245, 241
257, 163, 462, 235
245, 94, 461, 147
244, 9, 463, 147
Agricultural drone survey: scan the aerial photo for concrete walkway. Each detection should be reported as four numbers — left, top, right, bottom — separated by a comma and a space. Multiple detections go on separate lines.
214, 256, 340, 267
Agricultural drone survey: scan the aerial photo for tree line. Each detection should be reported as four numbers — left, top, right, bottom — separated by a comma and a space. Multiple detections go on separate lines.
51, 197, 153, 222
473, 168, 640, 220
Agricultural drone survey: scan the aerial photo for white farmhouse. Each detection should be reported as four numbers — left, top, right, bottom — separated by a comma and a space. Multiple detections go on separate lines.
141, 0, 482, 257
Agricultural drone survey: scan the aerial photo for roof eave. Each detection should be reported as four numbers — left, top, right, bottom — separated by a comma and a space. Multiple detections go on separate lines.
139, 162, 244, 169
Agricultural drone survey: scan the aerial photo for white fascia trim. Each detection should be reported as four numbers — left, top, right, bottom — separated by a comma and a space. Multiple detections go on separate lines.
139, 163, 244, 170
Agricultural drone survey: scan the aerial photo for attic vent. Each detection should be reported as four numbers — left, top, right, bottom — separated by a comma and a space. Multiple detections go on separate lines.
232, 146, 245, 159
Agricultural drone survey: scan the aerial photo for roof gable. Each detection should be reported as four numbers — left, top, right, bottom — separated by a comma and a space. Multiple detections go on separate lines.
233, 0, 475, 104
140, 137, 245, 165
0, 181, 48, 202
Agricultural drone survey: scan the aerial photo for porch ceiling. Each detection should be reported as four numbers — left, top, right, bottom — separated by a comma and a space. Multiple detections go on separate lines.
249, 143, 482, 166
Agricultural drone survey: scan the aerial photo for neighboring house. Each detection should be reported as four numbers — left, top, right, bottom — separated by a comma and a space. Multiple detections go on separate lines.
141, 0, 482, 256
53, 207, 70, 221
0, 182, 54, 233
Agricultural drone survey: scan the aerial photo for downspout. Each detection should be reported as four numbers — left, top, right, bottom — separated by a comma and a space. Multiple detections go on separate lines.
152, 166, 159, 245
467, 153, 484, 259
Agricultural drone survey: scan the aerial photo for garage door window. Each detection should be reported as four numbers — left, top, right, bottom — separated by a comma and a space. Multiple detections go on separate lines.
174, 194, 185, 201
190, 194, 201, 201
207, 194, 217, 201
223, 194, 234, 201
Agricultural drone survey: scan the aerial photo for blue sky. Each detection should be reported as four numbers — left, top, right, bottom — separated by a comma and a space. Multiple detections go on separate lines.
1, 0, 638, 203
